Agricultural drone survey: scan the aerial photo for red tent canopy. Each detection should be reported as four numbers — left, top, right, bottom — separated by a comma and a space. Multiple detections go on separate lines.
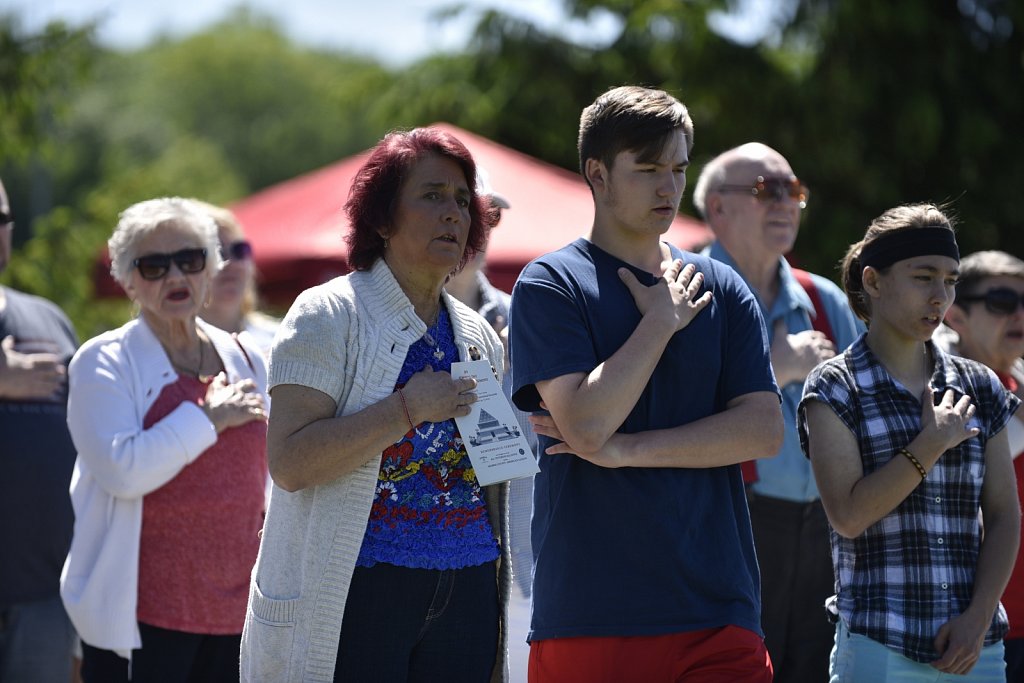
228, 123, 712, 307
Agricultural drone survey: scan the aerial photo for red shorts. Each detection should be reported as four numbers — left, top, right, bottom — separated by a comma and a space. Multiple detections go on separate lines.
528, 625, 773, 683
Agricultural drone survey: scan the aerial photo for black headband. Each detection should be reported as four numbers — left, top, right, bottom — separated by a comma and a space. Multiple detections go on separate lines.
859, 226, 960, 270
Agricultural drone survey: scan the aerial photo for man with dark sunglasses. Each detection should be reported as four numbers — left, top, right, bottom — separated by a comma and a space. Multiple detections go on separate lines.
693, 143, 864, 683
0, 178, 80, 682
940, 249, 1024, 681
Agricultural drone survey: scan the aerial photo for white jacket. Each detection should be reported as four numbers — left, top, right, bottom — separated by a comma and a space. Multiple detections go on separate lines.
241, 259, 511, 682
60, 317, 267, 658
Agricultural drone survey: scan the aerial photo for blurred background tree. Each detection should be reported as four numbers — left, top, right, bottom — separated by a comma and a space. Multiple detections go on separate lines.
1, 0, 1021, 337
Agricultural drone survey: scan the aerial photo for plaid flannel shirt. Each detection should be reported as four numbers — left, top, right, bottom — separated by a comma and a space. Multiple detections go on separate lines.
798, 335, 1020, 663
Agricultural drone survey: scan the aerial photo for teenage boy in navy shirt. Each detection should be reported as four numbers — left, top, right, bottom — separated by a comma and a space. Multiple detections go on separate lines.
508, 85, 784, 682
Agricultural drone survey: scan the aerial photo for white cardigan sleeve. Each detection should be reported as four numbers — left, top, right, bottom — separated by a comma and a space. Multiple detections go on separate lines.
66, 337, 217, 499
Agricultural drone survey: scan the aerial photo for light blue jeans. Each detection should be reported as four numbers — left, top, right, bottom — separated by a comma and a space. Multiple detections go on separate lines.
0, 595, 75, 683
831, 619, 1006, 682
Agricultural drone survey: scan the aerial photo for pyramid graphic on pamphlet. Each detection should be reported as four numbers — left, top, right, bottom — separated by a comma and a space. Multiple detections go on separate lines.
468, 409, 521, 447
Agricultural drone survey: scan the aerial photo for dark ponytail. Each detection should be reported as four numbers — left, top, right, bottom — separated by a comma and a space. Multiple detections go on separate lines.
840, 240, 871, 323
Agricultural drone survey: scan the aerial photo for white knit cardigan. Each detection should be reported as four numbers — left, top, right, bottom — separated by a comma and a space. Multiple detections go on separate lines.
241, 259, 511, 682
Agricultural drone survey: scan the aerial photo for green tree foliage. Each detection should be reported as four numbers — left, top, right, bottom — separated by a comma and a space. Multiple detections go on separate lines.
51, 6, 396, 204
790, 0, 1024, 274
4, 1, 1022, 337
2, 8, 398, 336
6, 135, 249, 338
372, 1, 814, 192
122, 7, 394, 191
0, 14, 94, 164
433, 0, 1024, 277
371, 11, 610, 170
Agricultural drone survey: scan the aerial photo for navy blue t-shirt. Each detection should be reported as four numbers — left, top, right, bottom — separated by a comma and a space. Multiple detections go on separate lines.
509, 238, 778, 641
0, 287, 79, 606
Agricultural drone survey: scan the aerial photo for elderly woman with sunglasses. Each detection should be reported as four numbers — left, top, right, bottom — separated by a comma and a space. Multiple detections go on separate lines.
60, 197, 269, 682
191, 200, 280, 357
240, 128, 509, 683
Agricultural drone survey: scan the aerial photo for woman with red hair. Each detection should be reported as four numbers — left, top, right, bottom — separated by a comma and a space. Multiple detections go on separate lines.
241, 128, 510, 682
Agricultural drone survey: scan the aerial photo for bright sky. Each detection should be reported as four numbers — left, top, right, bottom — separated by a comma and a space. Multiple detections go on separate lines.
0, 0, 775, 66
0, 0, 627, 66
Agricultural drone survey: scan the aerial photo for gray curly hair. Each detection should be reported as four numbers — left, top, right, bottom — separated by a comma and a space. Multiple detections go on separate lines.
108, 197, 224, 286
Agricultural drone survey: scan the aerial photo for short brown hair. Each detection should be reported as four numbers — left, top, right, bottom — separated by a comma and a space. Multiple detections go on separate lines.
578, 86, 693, 192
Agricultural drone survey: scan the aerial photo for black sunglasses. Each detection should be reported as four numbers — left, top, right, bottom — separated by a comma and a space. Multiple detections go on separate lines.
959, 287, 1024, 316
716, 176, 810, 209
133, 248, 207, 281
0, 211, 12, 227
219, 240, 253, 262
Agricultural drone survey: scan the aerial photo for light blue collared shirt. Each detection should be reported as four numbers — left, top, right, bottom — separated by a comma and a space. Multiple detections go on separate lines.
704, 242, 864, 502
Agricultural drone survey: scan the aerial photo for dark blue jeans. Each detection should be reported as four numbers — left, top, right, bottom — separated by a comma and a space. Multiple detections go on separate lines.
80, 622, 240, 682
334, 561, 499, 683
1006, 638, 1024, 682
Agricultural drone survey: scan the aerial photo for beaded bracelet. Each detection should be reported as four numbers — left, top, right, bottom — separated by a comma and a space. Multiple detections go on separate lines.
396, 388, 416, 433
898, 447, 927, 481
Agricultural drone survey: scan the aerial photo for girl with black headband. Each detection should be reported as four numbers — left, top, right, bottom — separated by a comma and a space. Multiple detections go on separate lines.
796, 203, 1021, 681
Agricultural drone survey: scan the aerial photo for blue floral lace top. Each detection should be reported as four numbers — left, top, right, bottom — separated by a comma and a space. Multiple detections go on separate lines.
356, 306, 500, 570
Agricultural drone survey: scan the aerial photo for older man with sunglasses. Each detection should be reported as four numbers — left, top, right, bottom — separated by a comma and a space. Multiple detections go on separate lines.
693, 143, 863, 683
939, 250, 1024, 681
0, 179, 80, 682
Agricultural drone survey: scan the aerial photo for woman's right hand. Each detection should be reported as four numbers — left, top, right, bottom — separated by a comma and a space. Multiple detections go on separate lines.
915, 387, 980, 465
402, 366, 477, 424
203, 372, 268, 433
